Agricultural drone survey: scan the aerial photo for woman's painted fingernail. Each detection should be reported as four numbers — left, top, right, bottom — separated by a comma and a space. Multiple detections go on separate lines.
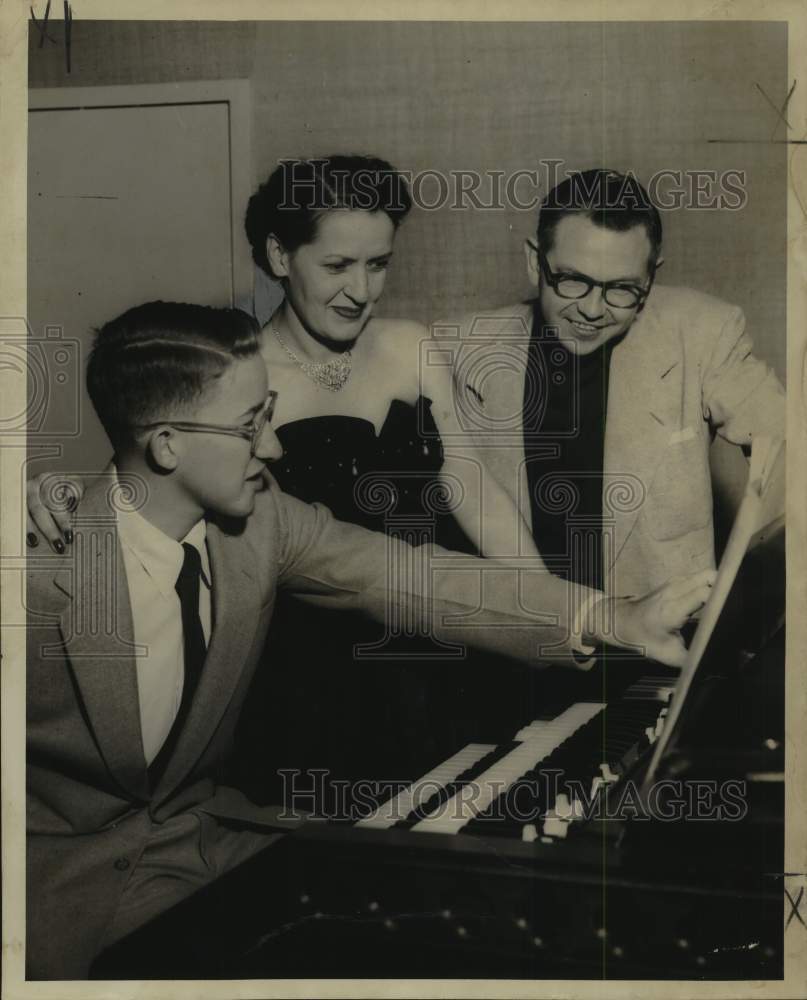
64, 529, 74, 545
53, 539, 65, 554
26, 532, 39, 548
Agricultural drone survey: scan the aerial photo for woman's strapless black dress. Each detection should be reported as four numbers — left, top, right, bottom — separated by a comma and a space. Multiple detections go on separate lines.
231, 397, 528, 811
271, 396, 474, 547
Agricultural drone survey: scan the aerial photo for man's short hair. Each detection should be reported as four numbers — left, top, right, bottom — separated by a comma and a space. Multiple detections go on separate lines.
87, 301, 260, 451
537, 169, 663, 264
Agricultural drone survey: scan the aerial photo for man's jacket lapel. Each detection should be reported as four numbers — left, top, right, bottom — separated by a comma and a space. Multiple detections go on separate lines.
462, 304, 536, 515
603, 302, 684, 584
54, 476, 149, 799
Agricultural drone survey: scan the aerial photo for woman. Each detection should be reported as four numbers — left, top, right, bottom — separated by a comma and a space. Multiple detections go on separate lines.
28, 155, 544, 805
239, 155, 545, 800
243, 154, 535, 557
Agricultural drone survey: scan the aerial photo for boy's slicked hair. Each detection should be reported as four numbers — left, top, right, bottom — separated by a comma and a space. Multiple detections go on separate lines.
86, 301, 260, 450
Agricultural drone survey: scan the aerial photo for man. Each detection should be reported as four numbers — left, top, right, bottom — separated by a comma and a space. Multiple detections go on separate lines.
445, 169, 784, 596
25, 301, 712, 979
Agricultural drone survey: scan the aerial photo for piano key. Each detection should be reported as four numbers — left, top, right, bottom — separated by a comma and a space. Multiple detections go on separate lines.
466, 711, 610, 836
410, 702, 606, 835
542, 813, 570, 839
522, 823, 539, 843
396, 742, 521, 828
465, 696, 669, 837
513, 718, 553, 742
355, 743, 496, 829
353, 676, 671, 842
622, 677, 676, 701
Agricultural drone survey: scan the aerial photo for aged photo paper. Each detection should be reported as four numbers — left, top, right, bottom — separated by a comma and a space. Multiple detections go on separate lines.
2, 1, 806, 998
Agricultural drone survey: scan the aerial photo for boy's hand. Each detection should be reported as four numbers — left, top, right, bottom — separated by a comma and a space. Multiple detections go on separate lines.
589, 570, 717, 668
26, 473, 84, 553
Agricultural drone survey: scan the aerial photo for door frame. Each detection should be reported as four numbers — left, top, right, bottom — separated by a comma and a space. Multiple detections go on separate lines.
28, 79, 253, 308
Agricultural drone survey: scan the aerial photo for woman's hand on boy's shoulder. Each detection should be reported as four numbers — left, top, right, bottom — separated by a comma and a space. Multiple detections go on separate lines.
26, 472, 84, 553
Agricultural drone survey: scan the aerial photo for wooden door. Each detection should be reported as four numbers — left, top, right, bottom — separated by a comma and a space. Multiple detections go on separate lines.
27, 81, 251, 474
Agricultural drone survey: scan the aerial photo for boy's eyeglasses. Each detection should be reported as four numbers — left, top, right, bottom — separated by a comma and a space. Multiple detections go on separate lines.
134, 390, 277, 456
530, 241, 654, 310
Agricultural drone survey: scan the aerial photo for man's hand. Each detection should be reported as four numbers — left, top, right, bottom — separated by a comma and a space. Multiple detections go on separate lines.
588, 570, 717, 668
26, 473, 84, 553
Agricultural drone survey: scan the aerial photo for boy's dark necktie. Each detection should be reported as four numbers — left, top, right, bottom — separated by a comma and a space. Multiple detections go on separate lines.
148, 542, 207, 786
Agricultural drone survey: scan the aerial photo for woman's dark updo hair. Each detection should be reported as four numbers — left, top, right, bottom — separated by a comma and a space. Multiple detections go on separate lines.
245, 154, 412, 278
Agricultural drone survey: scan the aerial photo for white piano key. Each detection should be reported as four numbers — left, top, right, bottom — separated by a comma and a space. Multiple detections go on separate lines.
542, 814, 570, 838
355, 743, 496, 829
554, 793, 572, 819
411, 702, 605, 835
622, 676, 677, 702
513, 718, 550, 741
542, 791, 586, 839
600, 762, 619, 783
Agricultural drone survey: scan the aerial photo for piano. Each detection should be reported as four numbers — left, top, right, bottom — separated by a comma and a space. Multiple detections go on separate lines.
92, 523, 785, 981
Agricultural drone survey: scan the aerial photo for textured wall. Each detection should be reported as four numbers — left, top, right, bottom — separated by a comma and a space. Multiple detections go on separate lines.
30, 19, 787, 380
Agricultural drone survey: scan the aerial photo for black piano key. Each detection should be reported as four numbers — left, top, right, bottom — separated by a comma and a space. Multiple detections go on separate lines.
466, 720, 608, 835
464, 699, 667, 838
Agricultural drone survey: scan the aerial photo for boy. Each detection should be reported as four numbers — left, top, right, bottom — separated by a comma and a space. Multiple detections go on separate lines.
25, 301, 712, 978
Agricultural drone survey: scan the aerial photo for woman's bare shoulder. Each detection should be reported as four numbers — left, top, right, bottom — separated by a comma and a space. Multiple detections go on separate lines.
365, 317, 430, 359
358, 318, 428, 399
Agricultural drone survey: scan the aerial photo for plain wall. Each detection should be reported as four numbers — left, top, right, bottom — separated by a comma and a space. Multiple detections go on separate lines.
29, 19, 788, 383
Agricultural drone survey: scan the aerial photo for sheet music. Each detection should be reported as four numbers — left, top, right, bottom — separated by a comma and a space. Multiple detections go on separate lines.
642, 434, 784, 788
